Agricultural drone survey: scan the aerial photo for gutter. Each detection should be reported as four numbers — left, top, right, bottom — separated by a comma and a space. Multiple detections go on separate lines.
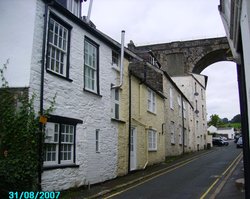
112, 31, 125, 89
128, 72, 132, 173
38, 1, 51, 190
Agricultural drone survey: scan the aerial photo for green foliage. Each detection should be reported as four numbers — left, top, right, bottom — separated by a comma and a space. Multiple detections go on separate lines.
208, 114, 223, 127
0, 61, 55, 196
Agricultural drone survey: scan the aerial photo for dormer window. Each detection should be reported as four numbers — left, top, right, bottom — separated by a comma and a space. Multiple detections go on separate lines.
67, 0, 81, 17
56, 0, 82, 17
149, 55, 155, 65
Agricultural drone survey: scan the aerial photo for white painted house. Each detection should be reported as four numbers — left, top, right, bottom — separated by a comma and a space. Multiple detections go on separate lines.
0, 0, 126, 191
217, 128, 235, 140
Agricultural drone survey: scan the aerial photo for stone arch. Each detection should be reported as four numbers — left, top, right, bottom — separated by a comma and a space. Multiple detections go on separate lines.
192, 48, 234, 74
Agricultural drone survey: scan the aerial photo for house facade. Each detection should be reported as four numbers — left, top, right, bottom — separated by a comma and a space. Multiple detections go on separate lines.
172, 74, 208, 150
0, 0, 131, 191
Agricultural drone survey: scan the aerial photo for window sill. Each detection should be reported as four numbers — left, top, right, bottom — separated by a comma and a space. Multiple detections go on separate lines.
147, 110, 156, 115
111, 65, 120, 72
111, 118, 126, 123
46, 69, 73, 82
148, 149, 157, 152
43, 163, 79, 171
83, 88, 102, 97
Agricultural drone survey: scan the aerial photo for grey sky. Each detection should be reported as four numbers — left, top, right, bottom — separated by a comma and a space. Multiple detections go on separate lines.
82, 0, 240, 120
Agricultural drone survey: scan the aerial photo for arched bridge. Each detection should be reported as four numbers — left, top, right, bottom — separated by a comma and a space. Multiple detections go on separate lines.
129, 37, 233, 76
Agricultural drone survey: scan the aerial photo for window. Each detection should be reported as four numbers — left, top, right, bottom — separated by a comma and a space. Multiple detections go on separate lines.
148, 129, 157, 151
170, 88, 174, 110
47, 15, 71, 78
96, 129, 100, 152
112, 51, 119, 66
67, 0, 81, 17
43, 115, 82, 167
84, 38, 99, 93
179, 125, 182, 145
44, 123, 74, 165
147, 88, 156, 113
170, 121, 175, 144
183, 101, 186, 118
111, 88, 119, 119
177, 96, 181, 116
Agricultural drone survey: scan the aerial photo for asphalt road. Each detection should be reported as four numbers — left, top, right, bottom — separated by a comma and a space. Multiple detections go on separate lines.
109, 141, 242, 199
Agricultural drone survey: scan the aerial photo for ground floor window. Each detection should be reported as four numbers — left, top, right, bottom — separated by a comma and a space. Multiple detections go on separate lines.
43, 115, 82, 166
148, 129, 157, 151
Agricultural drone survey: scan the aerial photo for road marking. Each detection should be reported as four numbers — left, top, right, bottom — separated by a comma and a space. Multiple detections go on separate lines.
199, 152, 243, 199
104, 158, 198, 199
89, 150, 216, 199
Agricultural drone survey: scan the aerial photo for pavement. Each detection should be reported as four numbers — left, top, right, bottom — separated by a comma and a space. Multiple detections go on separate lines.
61, 147, 245, 199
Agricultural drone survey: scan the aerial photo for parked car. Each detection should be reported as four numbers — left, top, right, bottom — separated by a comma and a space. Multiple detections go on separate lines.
212, 138, 224, 146
236, 137, 243, 148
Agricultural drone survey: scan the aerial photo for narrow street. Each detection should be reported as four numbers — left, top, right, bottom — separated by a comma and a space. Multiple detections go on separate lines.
107, 142, 242, 199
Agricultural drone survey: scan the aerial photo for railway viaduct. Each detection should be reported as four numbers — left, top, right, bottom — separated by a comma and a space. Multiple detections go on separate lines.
128, 37, 233, 76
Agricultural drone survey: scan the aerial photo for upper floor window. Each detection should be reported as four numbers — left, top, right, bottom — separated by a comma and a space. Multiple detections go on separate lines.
183, 101, 186, 118
112, 51, 119, 67
170, 88, 174, 110
148, 129, 157, 151
147, 88, 156, 113
47, 14, 71, 78
177, 96, 181, 116
111, 88, 120, 119
67, 0, 81, 17
84, 38, 99, 93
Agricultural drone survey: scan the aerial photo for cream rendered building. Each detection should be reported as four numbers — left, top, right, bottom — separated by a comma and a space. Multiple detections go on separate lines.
116, 57, 166, 175
172, 74, 208, 151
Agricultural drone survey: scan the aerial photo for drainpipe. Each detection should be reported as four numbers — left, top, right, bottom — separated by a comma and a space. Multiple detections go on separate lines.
181, 96, 185, 154
38, 2, 49, 191
128, 72, 131, 173
86, 0, 93, 24
112, 30, 125, 89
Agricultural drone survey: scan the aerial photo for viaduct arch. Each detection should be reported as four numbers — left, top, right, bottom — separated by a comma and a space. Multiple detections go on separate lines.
130, 37, 233, 75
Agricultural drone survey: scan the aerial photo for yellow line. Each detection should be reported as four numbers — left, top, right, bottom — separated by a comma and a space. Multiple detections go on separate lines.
105, 158, 198, 199
199, 152, 243, 199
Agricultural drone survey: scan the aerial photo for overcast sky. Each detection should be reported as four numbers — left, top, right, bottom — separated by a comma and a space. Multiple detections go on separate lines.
82, 0, 240, 120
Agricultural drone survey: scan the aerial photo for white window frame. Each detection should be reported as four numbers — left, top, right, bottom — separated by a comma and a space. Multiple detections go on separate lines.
148, 129, 157, 151
67, 0, 81, 17
170, 121, 175, 144
112, 50, 120, 67
47, 15, 70, 77
170, 88, 174, 110
44, 122, 75, 166
179, 125, 183, 145
96, 129, 100, 153
147, 88, 156, 113
183, 101, 186, 118
177, 96, 181, 116
111, 88, 119, 119
84, 38, 98, 93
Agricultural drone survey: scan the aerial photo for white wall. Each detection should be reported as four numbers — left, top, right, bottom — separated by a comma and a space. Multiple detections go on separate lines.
0, 0, 36, 87
241, 0, 250, 145
30, 0, 119, 191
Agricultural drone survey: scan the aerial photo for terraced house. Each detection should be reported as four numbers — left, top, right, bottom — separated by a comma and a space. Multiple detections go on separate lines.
0, 0, 208, 192
0, 0, 132, 191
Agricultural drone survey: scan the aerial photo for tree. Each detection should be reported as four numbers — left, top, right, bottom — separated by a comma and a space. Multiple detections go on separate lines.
231, 114, 241, 123
222, 118, 229, 124
208, 114, 223, 127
